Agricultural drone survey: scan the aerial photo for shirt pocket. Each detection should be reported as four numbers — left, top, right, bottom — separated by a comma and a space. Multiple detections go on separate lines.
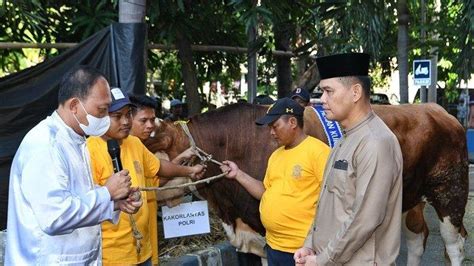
327, 168, 348, 196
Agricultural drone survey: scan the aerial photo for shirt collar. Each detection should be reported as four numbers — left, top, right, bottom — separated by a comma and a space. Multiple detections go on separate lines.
343, 111, 375, 136
51, 111, 87, 145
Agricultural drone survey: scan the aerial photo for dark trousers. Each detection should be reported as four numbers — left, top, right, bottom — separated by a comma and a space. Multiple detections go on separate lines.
265, 245, 295, 266
138, 257, 152, 266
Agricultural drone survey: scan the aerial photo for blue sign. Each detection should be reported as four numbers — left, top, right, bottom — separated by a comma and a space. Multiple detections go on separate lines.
413, 59, 431, 86
311, 105, 342, 148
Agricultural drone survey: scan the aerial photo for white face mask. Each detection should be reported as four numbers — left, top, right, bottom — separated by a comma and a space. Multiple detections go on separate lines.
73, 100, 110, 136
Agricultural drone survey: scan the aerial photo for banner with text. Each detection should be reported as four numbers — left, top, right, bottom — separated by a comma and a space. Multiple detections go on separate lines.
162, 200, 210, 239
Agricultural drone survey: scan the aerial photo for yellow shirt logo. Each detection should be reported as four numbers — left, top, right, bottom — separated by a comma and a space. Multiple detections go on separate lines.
292, 164, 302, 178
134, 160, 143, 175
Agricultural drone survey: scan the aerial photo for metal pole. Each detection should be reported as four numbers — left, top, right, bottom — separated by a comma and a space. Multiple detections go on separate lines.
420, 86, 427, 102
428, 55, 437, 103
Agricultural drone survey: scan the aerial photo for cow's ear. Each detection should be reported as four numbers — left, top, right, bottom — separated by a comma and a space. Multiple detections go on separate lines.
161, 135, 172, 150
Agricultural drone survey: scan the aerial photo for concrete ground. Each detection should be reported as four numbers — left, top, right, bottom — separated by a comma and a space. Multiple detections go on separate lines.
397, 165, 474, 265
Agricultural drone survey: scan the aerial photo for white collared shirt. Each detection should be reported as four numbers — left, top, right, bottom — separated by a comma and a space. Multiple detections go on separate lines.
5, 111, 118, 265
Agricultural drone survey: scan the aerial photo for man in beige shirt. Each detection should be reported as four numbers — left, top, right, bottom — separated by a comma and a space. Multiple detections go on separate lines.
294, 53, 403, 265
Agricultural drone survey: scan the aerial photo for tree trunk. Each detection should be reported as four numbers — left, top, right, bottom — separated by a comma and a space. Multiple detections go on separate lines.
296, 63, 321, 92
294, 25, 307, 89
175, 31, 201, 116
247, 25, 258, 104
397, 0, 410, 104
119, 0, 146, 23
274, 21, 293, 98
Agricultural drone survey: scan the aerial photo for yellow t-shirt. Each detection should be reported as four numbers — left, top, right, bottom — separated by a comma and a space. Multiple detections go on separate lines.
144, 155, 159, 265
87, 136, 160, 264
259, 136, 330, 253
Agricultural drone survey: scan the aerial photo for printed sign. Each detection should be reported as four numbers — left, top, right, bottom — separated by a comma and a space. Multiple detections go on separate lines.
161, 200, 210, 239
413, 59, 431, 86
312, 105, 342, 148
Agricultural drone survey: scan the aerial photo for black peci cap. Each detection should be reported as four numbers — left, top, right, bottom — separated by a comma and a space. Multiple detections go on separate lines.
316, 53, 370, 80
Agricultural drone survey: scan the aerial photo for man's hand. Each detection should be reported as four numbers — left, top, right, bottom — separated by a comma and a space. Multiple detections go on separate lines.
219, 160, 265, 200
128, 187, 142, 201
172, 147, 198, 165
302, 255, 317, 266
105, 169, 132, 200
180, 147, 197, 161
114, 187, 143, 214
294, 247, 316, 265
188, 164, 206, 180
220, 160, 240, 179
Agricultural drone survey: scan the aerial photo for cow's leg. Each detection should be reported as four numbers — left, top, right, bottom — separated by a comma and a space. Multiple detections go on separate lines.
221, 218, 266, 258
439, 216, 466, 266
426, 162, 468, 265
402, 202, 429, 266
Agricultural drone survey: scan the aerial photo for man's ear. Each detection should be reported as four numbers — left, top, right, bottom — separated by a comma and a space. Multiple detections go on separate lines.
351, 83, 363, 103
289, 116, 298, 128
69, 98, 80, 114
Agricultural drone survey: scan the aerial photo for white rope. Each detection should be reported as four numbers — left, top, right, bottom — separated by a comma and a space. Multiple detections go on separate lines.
139, 172, 228, 192
139, 121, 228, 195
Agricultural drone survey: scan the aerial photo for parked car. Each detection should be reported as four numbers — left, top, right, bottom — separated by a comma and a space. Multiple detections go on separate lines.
370, 93, 391, 105
311, 92, 391, 105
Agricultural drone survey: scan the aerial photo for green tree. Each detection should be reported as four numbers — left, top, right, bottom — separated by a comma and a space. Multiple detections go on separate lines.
1, 0, 472, 107
148, 0, 247, 114
0, 0, 118, 74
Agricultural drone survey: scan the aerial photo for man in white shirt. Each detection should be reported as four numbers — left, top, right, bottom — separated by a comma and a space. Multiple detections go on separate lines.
5, 66, 141, 265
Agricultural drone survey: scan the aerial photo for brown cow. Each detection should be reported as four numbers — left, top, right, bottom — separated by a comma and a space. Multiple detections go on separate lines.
145, 102, 468, 265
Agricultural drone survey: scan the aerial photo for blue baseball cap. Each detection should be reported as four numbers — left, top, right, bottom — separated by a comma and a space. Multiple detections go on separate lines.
109, 87, 136, 112
255, 97, 304, 125
170, 99, 183, 107
291, 88, 310, 103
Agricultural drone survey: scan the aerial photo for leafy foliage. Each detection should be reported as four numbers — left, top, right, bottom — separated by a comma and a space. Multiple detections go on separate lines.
0, 0, 472, 104
147, 0, 247, 98
0, 0, 117, 74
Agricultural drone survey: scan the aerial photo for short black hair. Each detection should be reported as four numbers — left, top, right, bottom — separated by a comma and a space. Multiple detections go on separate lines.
281, 114, 304, 129
58, 65, 107, 105
129, 94, 158, 115
340, 76, 371, 99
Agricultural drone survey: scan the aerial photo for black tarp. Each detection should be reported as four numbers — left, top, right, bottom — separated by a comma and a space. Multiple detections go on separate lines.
0, 22, 147, 229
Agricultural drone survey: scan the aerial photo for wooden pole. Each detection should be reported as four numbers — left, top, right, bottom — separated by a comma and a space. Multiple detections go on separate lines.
0, 43, 77, 49
0, 42, 295, 57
